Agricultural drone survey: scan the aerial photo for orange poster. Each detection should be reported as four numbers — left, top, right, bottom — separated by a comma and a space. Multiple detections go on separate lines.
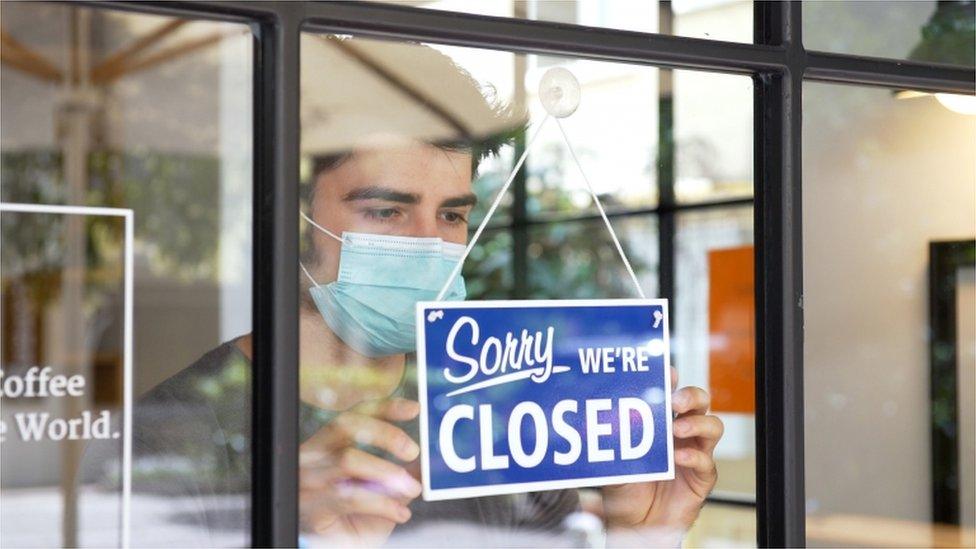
708, 246, 755, 414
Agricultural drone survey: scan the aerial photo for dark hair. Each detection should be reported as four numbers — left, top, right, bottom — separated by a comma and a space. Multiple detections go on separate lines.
299, 36, 525, 297
303, 129, 522, 205
301, 34, 526, 204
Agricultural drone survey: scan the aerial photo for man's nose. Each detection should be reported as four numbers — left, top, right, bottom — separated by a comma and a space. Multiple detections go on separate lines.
408, 213, 440, 238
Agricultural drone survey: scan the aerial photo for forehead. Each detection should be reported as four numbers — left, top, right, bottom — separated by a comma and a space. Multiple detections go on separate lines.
315, 142, 473, 198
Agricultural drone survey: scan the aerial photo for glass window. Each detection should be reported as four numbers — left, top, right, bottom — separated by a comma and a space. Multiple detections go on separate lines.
675, 206, 755, 491
522, 60, 660, 218
803, 81, 976, 546
1, 1, 971, 547
370, 0, 754, 42
672, 71, 754, 203
675, 206, 756, 546
804, 1, 976, 68
297, 30, 752, 547
684, 502, 757, 547
1, 2, 252, 546
526, 217, 659, 299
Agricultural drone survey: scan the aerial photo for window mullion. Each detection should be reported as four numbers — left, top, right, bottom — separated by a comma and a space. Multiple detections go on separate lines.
251, 5, 302, 547
754, 1, 806, 547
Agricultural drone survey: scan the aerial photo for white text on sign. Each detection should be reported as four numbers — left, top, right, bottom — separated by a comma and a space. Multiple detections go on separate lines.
439, 398, 654, 473
437, 315, 660, 473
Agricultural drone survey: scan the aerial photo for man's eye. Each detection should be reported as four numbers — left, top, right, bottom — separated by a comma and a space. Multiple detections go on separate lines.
364, 208, 401, 221
441, 211, 468, 224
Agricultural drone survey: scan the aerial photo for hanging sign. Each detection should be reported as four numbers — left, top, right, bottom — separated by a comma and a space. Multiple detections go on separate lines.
415, 299, 674, 501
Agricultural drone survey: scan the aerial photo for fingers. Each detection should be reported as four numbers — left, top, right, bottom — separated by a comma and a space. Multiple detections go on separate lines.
673, 414, 724, 452
299, 446, 420, 528
303, 447, 421, 497
672, 386, 710, 416
299, 398, 422, 532
328, 412, 420, 462
670, 366, 678, 391
675, 447, 717, 478
338, 484, 413, 524
354, 398, 420, 423
341, 448, 422, 498
307, 482, 413, 524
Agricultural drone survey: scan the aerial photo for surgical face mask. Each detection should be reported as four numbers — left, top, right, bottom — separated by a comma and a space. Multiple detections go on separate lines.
300, 212, 467, 357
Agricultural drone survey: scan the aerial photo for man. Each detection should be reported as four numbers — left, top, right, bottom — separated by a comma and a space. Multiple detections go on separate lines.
278, 135, 723, 546
106, 37, 723, 547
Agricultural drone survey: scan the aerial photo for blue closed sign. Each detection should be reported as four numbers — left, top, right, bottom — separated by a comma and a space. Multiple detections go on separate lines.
415, 299, 674, 501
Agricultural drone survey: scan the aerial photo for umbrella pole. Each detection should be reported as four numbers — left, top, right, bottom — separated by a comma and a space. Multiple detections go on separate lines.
58, 7, 94, 547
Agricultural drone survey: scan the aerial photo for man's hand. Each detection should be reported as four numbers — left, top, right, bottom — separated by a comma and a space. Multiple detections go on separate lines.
299, 398, 421, 545
601, 367, 723, 534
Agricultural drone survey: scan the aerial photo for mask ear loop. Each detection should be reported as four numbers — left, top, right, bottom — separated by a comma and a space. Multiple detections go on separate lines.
435, 114, 551, 301
299, 211, 344, 288
435, 113, 646, 301
301, 211, 343, 242
299, 261, 320, 288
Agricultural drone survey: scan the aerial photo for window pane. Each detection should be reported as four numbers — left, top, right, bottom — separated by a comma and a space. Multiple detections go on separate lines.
299, 31, 746, 547
526, 217, 659, 299
672, 71, 754, 203
804, 1, 976, 68
675, 205, 755, 492
1, 2, 253, 547
685, 502, 757, 547
369, 0, 754, 42
463, 229, 514, 299
674, 206, 756, 546
524, 60, 659, 218
803, 81, 976, 545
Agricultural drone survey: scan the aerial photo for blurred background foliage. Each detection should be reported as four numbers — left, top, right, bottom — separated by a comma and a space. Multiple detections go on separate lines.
3, 150, 220, 283
464, 141, 653, 301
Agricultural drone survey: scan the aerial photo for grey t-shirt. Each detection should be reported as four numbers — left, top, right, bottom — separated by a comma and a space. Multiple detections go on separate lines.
83, 340, 580, 547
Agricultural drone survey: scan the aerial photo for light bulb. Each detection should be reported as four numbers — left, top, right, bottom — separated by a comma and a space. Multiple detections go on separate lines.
935, 93, 976, 115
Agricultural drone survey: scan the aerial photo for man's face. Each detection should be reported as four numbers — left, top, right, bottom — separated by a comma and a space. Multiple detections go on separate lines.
308, 141, 475, 283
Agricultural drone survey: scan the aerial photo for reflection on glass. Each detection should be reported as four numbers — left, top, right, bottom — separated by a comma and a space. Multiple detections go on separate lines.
371, 0, 754, 43
672, 0, 753, 42
673, 71, 754, 203
1, 2, 252, 547
298, 32, 732, 547
527, 217, 658, 299
804, 0, 975, 68
523, 60, 660, 217
803, 81, 976, 546
463, 229, 514, 299
684, 503, 757, 547
674, 206, 756, 548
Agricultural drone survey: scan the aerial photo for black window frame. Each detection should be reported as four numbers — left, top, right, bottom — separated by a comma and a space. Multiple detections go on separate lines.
929, 239, 976, 526
73, 1, 976, 546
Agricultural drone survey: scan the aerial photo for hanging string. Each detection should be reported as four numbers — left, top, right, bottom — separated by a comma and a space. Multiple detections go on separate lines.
432, 113, 647, 301
554, 118, 646, 298
435, 114, 550, 301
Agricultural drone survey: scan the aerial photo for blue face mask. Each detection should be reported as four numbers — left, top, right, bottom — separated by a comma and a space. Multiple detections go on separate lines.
300, 213, 467, 357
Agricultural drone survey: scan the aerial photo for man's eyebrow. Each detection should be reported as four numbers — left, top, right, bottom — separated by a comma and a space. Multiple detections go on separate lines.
342, 186, 420, 204
440, 193, 478, 208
